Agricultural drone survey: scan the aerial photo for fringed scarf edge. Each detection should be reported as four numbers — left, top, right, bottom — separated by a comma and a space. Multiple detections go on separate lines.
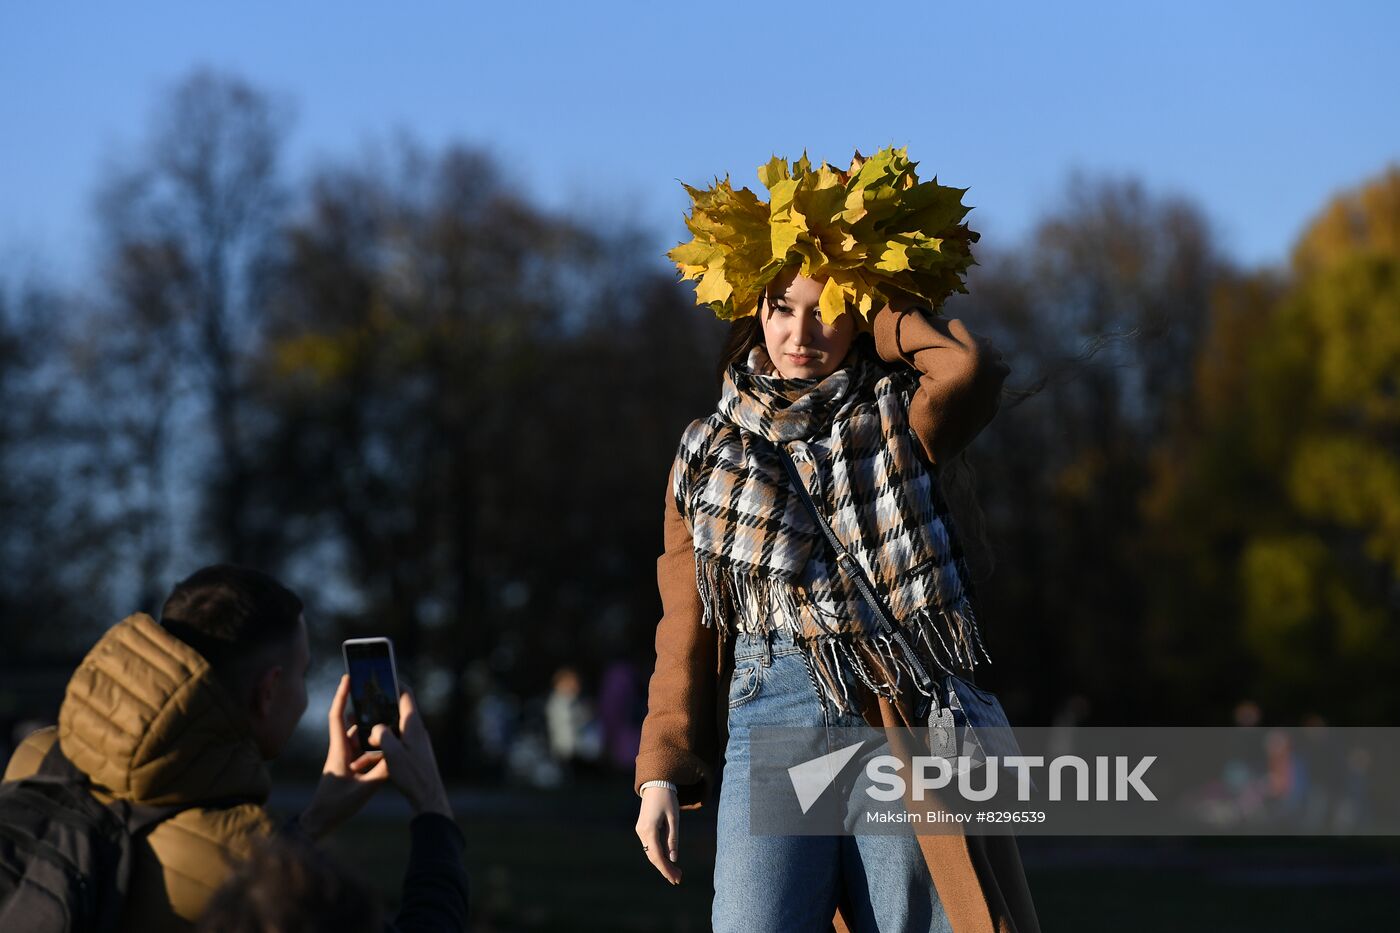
695, 557, 993, 717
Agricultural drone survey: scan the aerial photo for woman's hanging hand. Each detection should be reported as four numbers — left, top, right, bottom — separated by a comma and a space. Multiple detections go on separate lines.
635, 786, 682, 884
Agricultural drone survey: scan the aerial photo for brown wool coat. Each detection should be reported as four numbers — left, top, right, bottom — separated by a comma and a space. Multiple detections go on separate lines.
634, 302, 1041, 933
5, 614, 277, 932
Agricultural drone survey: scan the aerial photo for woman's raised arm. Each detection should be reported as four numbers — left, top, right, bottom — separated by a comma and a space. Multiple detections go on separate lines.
871, 300, 1011, 466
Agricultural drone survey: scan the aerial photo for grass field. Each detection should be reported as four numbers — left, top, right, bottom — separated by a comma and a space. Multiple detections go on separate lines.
309, 781, 1400, 933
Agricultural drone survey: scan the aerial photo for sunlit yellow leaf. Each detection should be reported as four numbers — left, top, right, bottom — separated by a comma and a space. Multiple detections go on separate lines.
695, 263, 732, 306
818, 276, 847, 324
876, 242, 911, 272
757, 155, 789, 190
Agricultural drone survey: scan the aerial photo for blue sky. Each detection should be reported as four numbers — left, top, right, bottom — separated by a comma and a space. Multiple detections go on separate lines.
2, 1, 1396, 281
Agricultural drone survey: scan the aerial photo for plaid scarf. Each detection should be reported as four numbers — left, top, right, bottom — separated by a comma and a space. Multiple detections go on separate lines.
671, 344, 992, 714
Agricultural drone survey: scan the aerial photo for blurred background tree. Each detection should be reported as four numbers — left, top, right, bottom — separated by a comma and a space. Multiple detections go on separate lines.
3, 70, 1397, 780
1142, 168, 1400, 723
0, 281, 106, 654
68, 69, 292, 610
952, 173, 1223, 724
243, 141, 715, 770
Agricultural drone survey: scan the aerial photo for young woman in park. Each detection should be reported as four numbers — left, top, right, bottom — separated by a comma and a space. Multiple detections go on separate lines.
633, 148, 1041, 932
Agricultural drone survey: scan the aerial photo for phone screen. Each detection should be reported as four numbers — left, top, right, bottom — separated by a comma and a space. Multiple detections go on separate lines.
343, 638, 400, 749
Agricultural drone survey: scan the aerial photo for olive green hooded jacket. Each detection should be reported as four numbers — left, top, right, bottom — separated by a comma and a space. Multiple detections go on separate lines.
5, 613, 277, 931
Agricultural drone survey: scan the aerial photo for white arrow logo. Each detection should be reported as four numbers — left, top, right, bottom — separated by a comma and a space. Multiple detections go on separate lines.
787, 740, 867, 814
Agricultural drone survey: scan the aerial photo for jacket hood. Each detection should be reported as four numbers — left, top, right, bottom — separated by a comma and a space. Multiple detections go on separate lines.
58, 613, 272, 807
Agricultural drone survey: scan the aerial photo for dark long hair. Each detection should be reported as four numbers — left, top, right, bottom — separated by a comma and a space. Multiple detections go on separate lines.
715, 296, 997, 586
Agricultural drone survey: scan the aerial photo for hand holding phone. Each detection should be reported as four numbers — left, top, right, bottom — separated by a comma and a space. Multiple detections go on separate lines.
342, 637, 401, 751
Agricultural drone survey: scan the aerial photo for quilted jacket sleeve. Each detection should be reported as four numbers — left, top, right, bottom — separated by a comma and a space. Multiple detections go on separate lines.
871, 300, 1011, 466
633, 460, 721, 810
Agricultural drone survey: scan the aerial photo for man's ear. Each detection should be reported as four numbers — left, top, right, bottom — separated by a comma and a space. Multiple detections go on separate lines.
251, 664, 284, 721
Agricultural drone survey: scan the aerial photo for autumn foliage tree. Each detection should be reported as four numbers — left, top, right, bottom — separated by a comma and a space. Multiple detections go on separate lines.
1144, 166, 1400, 721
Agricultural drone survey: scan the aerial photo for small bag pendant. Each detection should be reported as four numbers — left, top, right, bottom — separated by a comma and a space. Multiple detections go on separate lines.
928, 705, 957, 760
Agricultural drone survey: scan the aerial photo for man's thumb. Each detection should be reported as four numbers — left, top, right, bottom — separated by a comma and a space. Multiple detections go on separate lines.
370, 723, 396, 750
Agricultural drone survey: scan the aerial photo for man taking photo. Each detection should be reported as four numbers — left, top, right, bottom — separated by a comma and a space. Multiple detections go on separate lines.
2, 564, 467, 932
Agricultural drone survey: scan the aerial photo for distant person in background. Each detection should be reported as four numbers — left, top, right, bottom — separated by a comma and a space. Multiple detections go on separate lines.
1233, 698, 1262, 728
1298, 712, 1342, 831
1219, 698, 1267, 822
597, 658, 643, 771
545, 666, 598, 768
1335, 745, 1373, 831
2, 565, 445, 931
465, 661, 518, 773
1263, 728, 1307, 824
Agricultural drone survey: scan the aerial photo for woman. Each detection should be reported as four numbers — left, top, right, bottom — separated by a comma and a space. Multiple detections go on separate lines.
634, 149, 1040, 933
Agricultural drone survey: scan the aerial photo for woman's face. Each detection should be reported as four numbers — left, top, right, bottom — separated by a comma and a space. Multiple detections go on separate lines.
760, 271, 857, 379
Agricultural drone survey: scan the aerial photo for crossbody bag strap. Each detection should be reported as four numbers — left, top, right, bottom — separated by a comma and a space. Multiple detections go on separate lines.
765, 439, 941, 698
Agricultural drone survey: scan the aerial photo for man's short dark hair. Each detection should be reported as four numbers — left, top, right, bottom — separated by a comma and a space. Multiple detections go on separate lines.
160, 565, 304, 678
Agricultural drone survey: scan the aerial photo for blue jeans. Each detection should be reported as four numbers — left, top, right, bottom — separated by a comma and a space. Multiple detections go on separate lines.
712, 629, 953, 933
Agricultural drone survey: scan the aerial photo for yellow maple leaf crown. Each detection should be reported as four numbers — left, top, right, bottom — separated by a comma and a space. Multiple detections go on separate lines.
668, 146, 980, 326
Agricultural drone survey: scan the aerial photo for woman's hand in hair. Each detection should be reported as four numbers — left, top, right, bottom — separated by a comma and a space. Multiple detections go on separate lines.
635, 786, 682, 884
870, 296, 1010, 464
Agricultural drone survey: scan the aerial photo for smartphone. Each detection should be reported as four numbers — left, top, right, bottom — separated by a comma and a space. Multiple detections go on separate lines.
342, 637, 401, 751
